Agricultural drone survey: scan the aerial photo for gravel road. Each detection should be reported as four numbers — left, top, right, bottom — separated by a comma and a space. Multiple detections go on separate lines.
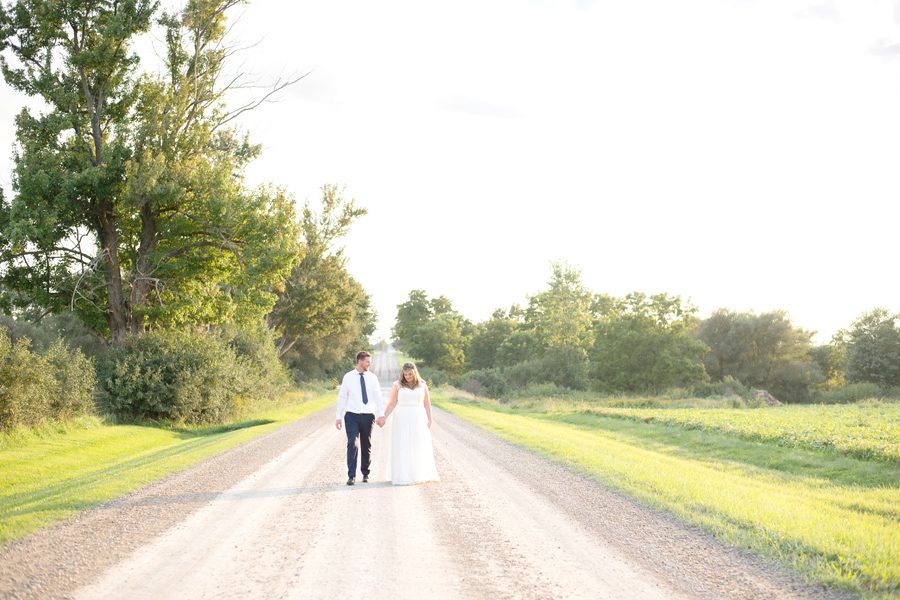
0, 355, 848, 599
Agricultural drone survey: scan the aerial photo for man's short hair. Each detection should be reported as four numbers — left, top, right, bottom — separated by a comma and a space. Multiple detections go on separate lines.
356, 351, 371, 363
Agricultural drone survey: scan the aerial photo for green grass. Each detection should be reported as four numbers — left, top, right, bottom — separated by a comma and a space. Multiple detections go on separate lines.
580, 402, 900, 463
434, 392, 900, 600
0, 390, 333, 545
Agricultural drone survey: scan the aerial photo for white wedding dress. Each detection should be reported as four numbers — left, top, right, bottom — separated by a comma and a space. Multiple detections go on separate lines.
389, 384, 440, 485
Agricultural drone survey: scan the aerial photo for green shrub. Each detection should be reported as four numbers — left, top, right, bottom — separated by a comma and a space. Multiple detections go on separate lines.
216, 322, 291, 402
97, 330, 244, 424
504, 382, 583, 400
417, 365, 450, 387
97, 326, 291, 424
0, 314, 105, 356
811, 382, 883, 404
689, 375, 753, 400
454, 368, 508, 398
0, 328, 96, 430
45, 341, 97, 422
504, 347, 589, 392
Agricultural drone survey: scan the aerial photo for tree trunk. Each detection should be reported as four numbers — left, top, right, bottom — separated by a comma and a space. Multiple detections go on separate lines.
99, 205, 128, 344
129, 201, 157, 334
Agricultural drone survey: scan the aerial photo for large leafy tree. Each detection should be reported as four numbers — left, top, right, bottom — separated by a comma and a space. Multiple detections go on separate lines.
466, 308, 519, 370
811, 330, 848, 391
591, 292, 709, 393
0, 0, 299, 341
525, 262, 594, 357
846, 308, 900, 388
268, 184, 371, 360
697, 309, 821, 401
408, 312, 467, 374
392, 289, 468, 373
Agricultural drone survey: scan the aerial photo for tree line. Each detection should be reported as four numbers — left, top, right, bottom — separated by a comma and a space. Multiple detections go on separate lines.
0, 0, 372, 429
392, 263, 900, 402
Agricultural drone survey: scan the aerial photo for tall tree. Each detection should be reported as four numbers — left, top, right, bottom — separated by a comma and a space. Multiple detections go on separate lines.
392, 289, 431, 352
268, 184, 369, 358
591, 292, 709, 393
811, 330, 848, 390
407, 312, 467, 375
697, 309, 820, 401
466, 308, 518, 370
846, 308, 900, 387
392, 289, 468, 373
0, 0, 299, 341
525, 262, 594, 356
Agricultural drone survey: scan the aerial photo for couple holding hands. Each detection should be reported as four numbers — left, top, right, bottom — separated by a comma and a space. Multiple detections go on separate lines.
335, 351, 440, 486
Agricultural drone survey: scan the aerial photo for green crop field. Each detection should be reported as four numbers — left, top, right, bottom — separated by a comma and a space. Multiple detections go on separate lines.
434, 391, 900, 600
576, 402, 900, 462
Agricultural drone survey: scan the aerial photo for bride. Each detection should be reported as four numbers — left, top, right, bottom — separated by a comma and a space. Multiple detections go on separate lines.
384, 362, 440, 485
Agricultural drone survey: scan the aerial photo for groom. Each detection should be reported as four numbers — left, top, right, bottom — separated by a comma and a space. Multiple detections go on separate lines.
335, 351, 385, 485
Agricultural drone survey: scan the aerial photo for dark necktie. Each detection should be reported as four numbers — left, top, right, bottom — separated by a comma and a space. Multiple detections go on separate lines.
359, 372, 369, 404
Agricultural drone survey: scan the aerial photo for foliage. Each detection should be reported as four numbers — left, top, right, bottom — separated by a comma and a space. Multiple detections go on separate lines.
97, 326, 288, 424
281, 281, 376, 381
524, 262, 593, 356
0, 328, 95, 431
689, 375, 753, 400
697, 309, 821, 402
0, 0, 299, 341
453, 367, 509, 398
0, 312, 106, 356
216, 321, 291, 400
416, 365, 450, 387
494, 328, 541, 368
392, 290, 432, 352
505, 345, 590, 391
591, 292, 709, 393
810, 382, 886, 405
269, 184, 374, 377
846, 308, 900, 388
408, 313, 467, 374
392, 290, 469, 375
466, 309, 518, 371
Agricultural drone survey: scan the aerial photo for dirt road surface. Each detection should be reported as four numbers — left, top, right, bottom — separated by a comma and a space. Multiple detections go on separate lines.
0, 353, 845, 599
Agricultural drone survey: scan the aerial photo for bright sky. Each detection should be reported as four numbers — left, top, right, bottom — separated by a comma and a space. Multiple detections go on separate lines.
2, 0, 899, 344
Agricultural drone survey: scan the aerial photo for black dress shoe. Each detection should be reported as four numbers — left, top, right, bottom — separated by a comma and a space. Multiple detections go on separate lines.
362, 475, 369, 483
347, 478, 355, 486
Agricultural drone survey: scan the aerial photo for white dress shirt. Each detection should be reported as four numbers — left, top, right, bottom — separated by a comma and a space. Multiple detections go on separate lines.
336, 369, 384, 419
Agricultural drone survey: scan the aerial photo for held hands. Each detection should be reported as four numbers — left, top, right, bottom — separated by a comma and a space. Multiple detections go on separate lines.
376, 416, 386, 428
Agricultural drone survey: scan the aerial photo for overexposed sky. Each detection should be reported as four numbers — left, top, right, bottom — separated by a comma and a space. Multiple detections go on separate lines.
2, 0, 899, 343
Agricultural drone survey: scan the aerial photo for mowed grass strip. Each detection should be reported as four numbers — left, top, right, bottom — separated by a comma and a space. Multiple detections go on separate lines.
436, 398, 900, 600
0, 391, 333, 545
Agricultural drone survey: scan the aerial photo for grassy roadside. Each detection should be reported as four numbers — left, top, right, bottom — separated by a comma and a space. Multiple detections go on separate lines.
0, 389, 333, 545
434, 393, 900, 600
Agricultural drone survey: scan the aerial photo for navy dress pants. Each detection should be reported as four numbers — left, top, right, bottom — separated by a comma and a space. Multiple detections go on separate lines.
344, 412, 375, 478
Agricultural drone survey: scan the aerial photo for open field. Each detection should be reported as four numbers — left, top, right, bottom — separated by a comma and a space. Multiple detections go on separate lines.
434, 390, 900, 600
578, 402, 900, 462
0, 389, 333, 544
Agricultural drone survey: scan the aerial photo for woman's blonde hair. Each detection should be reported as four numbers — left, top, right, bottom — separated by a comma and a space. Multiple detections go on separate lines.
399, 362, 423, 389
